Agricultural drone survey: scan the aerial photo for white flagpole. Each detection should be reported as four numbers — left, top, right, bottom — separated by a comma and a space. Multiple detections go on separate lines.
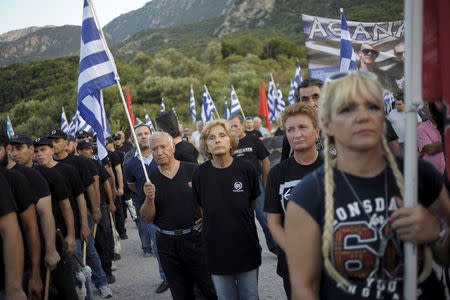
87, 0, 149, 182
403, 0, 422, 299
204, 85, 221, 119
231, 85, 246, 119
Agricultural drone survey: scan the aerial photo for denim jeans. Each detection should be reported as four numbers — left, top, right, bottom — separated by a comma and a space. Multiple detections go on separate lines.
255, 179, 278, 253
133, 196, 153, 253
76, 237, 108, 290
211, 268, 259, 300
147, 222, 166, 280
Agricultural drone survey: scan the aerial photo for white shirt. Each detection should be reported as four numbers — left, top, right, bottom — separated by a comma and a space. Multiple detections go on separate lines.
258, 127, 271, 139
192, 131, 201, 149
134, 150, 154, 165
388, 109, 421, 143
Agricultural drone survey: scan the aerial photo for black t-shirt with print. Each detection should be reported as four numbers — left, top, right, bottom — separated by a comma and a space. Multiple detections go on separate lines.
289, 158, 444, 300
264, 155, 324, 278
0, 172, 18, 291
192, 158, 261, 275
245, 129, 263, 139
151, 162, 201, 230
12, 163, 50, 203
175, 141, 199, 164
33, 164, 70, 234
233, 134, 269, 176
52, 163, 84, 238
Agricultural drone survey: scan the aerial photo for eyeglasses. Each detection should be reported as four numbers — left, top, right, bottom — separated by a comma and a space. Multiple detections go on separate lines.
361, 48, 379, 56
325, 71, 378, 83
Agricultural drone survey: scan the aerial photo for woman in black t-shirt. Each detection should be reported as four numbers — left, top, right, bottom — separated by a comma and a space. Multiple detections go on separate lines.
285, 72, 450, 300
192, 119, 261, 300
264, 102, 323, 299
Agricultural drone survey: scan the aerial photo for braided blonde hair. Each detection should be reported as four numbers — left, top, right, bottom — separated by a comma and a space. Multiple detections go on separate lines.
319, 72, 432, 290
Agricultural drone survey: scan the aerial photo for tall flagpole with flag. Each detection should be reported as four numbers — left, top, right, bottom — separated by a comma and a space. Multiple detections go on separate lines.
144, 110, 155, 132
203, 85, 220, 120
339, 8, 357, 71
160, 98, 166, 112
257, 80, 271, 131
275, 83, 285, 118
267, 74, 277, 122
6, 115, 14, 138
287, 80, 296, 106
189, 85, 196, 123
230, 85, 245, 119
224, 100, 231, 120
80, 0, 149, 181
61, 107, 69, 134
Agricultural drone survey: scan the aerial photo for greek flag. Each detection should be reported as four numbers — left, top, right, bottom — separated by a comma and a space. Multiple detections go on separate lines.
267, 74, 277, 122
160, 98, 166, 112
135, 118, 143, 126
144, 110, 155, 132
230, 85, 243, 117
287, 80, 296, 106
70, 110, 94, 135
68, 113, 77, 136
339, 9, 357, 71
61, 107, 69, 134
383, 92, 396, 114
189, 85, 196, 122
77, 0, 117, 160
224, 101, 231, 120
6, 116, 14, 138
275, 84, 285, 117
201, 85, 216, 124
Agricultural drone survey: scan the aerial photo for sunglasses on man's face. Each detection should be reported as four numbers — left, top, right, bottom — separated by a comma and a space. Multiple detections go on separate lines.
361, 48, 379, 56
325, 71, 378, 83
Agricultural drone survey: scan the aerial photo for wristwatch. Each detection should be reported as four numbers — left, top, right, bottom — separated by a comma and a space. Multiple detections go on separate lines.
430, 218, 448, 248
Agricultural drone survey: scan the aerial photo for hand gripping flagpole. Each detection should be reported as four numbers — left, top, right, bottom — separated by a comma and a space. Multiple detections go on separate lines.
87, 0, 149, 182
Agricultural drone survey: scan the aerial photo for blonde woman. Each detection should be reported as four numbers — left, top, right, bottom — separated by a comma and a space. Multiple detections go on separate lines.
192, 120, 261, 300
285, 72, 450, 299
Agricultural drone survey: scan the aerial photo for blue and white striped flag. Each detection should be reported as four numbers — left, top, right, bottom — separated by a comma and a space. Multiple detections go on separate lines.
287, 79, 296, 106
383, 92, 396, 114
77, 0, 117, 160
224, 101, 231, 120
275, 84, 285, 118
68, 113, 78, 136
267, 74, 277, 122
339, 9, 357, 72
160, 98, 166, 112
61, 107, 70, 134
189, 85, 196, 123
201, 85, 217, 124
6, 115, 14, 138
230, 85, 243, 117
293, 62, 303, 88
144, 110, 155, 132
74, 110, 94, 134
135, 118, 143, 126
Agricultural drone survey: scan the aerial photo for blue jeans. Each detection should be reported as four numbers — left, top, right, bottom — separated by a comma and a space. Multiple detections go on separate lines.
146, 222, 166, 280
133, 195, 153, 253
255, 179, 277, 253
76, 237, 108, 290
211, 268, 259, 300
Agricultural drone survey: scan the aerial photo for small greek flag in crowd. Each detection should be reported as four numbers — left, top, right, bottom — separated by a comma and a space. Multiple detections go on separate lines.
144, 110, 155, 132
135, 118, 143, 126
68, 113, 78, 136
201, 85, 216, 124
6, 115, 14, 138
287, 79, 296, 106
383, 92, 396, 114
267, 74, 277, 122
224, 101, 231, 120
275, 84, 285, 117
71, 110, 93, 134
77, 0, 117, 160
189, 85, 196, 122
339, 9, 357, 72
61, 107, 69, 134
230, 85, 243, 116
160, 98, 166, 112
293, 62, 303, 88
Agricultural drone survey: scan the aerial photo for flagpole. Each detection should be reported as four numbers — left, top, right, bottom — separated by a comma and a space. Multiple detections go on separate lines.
231, 85, 246, 119
87, 0, 149, 182
204, 85, 221, 119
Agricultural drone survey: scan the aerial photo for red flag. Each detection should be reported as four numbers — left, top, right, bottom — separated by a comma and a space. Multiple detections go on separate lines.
125, 86, 136, 126
422, 0, 450, 177
257, 80, 272, 131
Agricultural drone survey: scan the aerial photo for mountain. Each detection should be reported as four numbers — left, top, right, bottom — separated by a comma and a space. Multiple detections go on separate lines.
0, 25, 80, 66
103, 0, 233, 43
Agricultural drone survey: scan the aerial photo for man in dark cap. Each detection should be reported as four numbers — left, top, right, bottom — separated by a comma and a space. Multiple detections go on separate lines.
75, 130, 90, 143
65, 135, 77, 155
114, 131, 133, 155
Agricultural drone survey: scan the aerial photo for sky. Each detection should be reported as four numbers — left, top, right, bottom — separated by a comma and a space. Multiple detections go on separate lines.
0, 0, 151, 35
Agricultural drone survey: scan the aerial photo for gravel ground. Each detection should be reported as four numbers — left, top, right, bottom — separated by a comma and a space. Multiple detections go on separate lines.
93, 219, 286, 299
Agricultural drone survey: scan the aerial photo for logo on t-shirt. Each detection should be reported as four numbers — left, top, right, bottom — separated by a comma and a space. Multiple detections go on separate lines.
187, 181, 192, 188
233, 181, 244, 192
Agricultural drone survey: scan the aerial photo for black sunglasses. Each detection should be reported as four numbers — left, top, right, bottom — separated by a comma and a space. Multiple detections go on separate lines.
361, 48, 379, 56
325, 71, 378, 83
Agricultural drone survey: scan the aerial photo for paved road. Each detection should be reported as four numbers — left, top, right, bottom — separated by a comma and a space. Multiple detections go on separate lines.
93, 219, 286, 299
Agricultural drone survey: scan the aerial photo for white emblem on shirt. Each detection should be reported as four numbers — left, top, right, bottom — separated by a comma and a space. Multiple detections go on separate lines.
233, 181, 244, 192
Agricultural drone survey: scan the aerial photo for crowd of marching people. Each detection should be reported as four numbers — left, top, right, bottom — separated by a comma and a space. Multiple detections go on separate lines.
1, 71, 450, 300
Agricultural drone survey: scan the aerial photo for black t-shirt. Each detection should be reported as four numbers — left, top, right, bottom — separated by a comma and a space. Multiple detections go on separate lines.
12, 163, 50, 203
264, 155, 323, 278
175, 141, 199, 164
52, 163, 84, 238
33, 164, 70, 233
0, 172, 19, 291
0, 169, 34, 213
281, 135, 291, 161
151, 162, 200, 230
96, 161, 111, 205
108, 150, 121, 186
55, 154, 95, 188
385, 118, 398, 143
245, 129, 263, 139
116, 142, 133, 155
289, 159, 443, 299
233, 134, 269, 176
192, 158, 261, 275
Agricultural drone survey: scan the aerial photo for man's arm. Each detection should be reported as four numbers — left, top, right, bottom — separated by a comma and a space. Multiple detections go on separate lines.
86, 180, 101, 223
114, 164, 124, 196
35, 196, 60, 269
141, 181, 156, 223
388, 140, 402, 157
59, 199, 76, 255
422, 143, 443, 155
267, 213, 286, 251
0, 212, 27, 300
103, 179, 116, 213
261, 157, 270, 187
127, 183, 136, 193
104, 164, 117, 200
75, 193, 90, 242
